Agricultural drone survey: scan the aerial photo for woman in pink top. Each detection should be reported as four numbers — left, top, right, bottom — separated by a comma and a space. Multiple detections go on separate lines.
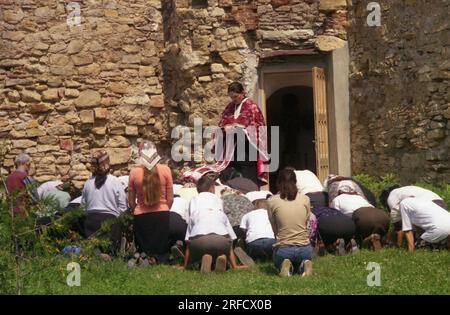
128, 140, 174, 262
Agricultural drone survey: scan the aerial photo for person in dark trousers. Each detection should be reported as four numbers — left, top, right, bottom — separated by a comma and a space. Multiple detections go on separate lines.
181, 174, 246, 273
128, 141, 174, 263
218, 82, 268, 188
312, 206, 357, 255
81, 150, 128, 254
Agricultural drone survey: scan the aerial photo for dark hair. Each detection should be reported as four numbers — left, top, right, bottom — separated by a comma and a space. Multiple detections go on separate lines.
254, 199, 269, 210
277, 168, 298, 201
94, 174, 108, 189
197, 173, 217, 193
379, 184, 400, 210
227, 82, 244, 94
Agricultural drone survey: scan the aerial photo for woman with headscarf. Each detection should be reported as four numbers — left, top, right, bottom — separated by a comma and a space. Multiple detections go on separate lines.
128, 140, 174, 263
324, 175, 376, 206
81, 150, 128, 243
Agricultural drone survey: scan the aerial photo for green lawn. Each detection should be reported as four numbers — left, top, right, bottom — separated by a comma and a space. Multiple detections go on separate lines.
18, 248, 450, 295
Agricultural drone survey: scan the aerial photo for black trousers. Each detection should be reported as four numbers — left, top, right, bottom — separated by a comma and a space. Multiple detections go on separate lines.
306, 192, 329, 208
228, 131, 259, 187
318, 215, 356, 246
134, 211, 170, 257
169, 212, 187, 247
84, 212, 122, 253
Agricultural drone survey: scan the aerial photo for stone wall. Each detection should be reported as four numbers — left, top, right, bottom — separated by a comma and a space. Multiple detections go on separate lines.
0, 0, 348, 187
347, 0, 450, 183
0, 0, 167, 188
163, 0, 348, 174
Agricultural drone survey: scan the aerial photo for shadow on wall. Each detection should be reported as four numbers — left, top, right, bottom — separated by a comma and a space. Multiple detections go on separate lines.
267, 86, 315, 192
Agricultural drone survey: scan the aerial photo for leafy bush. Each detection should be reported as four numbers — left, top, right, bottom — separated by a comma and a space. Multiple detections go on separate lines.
0, 185, 132, 294
353, 173, 399, 208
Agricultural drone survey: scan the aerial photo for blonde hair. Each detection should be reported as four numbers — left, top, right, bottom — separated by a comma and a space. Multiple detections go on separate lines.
142, 166, 161, 206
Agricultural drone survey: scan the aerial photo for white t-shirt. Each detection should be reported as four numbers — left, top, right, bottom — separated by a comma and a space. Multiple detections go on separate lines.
173, 184, 183, 195
240, 209, 275, 243
178, 187, 198, 202
388, 186, 442, 223
294, 170, 324, 194
185, 192, 236, 240
400, 197, 450, 243
37, 180, 63, 198
117, 176, 129, 190
170, 197, 188, 222
331, 194, 374, 217
245, 191, 273, 203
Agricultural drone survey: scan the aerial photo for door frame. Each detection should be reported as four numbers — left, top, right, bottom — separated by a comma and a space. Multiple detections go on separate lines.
256, 51, 351, 186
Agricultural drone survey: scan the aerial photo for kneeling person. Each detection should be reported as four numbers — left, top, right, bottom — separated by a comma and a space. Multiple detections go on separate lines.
400, 197, 450, 252
183, 175, 244, 272
267, 168, 313, 277
240, 199, 275, 260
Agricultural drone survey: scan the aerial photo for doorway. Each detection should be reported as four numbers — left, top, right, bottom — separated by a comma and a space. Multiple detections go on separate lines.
256, 49, 351, 191
267, 86, 316, 192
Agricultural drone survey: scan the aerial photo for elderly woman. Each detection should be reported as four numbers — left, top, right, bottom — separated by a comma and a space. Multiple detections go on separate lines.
81, 150, 127, 244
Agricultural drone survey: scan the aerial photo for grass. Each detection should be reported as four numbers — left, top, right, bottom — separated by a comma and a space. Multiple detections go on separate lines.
1, 173, 449, 295
19, 248, 450, 295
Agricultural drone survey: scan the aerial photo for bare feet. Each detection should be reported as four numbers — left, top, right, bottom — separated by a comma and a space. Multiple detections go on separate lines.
371, 234, 382, 250
200, 254, 212, 273
215, 255, 227, 272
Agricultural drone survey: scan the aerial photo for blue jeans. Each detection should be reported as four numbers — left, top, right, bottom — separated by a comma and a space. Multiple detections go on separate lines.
273, 245, 313, 274
246, 238, 276, 260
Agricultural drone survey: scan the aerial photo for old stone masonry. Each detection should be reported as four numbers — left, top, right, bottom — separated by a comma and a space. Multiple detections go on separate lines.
0, 0, 449, 188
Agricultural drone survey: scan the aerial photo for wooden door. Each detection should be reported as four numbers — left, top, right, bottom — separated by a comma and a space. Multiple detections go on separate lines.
312, 67, 330, 183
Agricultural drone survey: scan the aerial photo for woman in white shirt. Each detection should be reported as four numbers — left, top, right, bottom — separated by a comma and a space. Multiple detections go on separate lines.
183, 174, 245, 273
332, 189, 389, 250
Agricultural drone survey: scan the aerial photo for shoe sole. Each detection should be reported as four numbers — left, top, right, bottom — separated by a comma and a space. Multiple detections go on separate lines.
337, 238, 346, 256
200, 254, 212, 273
350, 239, 360, 254
120, 237, 127, 255
279, 259, 292, 277
215, 255, 227, 272
302, 260, 313, 277
234, 247, 255, 267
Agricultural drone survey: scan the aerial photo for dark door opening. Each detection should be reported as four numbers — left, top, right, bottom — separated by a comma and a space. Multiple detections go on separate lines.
267, 86, 316, 193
